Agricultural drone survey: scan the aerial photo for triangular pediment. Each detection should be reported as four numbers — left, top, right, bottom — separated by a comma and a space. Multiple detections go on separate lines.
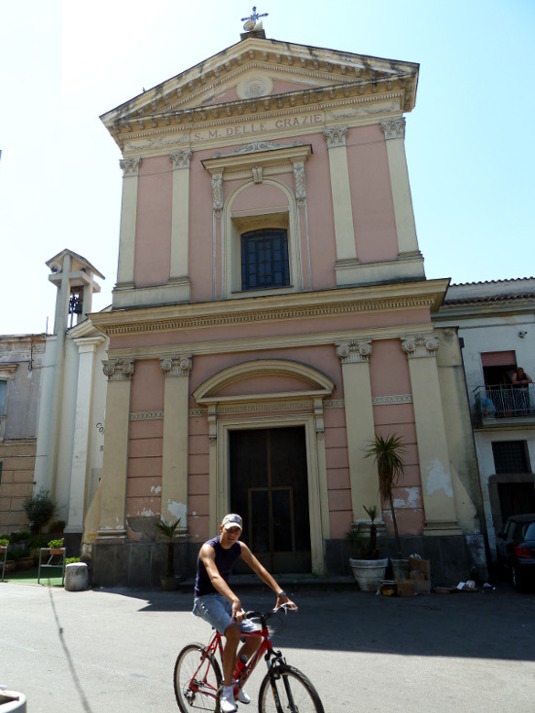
102, 34, 418, 148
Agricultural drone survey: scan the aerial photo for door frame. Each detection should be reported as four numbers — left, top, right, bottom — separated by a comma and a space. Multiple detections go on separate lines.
215, 412, 327, 574
193, 359, 334, 575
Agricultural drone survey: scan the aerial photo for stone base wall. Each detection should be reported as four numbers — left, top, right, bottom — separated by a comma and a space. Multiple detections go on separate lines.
325, 533, 488, 586
89, 540, 194, 588
88, 533, 488, 588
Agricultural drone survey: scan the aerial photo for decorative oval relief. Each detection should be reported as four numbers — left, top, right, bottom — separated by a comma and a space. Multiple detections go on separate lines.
237, 75, 273, 99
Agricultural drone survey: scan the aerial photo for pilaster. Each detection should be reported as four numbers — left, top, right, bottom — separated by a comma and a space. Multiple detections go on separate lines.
65, 336, 106, 535
323, 127, 358, 284
115, 157, 142, 296
380, 119, 423, 267
336, 339, 380, 518
95, 358, 135, 541
159, 355, 192, 527
169, 151, 192, 301
401, 335, 461, 535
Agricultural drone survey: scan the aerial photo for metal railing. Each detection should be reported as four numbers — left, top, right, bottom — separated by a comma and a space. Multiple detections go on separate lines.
474, 383, 535, 420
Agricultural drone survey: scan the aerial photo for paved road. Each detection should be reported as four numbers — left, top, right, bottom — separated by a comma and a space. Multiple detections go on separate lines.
1, 582, 534, 712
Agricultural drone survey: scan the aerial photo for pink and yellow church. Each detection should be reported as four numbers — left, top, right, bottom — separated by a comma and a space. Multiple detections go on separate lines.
84, 22, 484, 585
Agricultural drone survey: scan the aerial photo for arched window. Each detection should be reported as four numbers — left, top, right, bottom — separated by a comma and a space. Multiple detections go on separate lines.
240, 228, 289, 291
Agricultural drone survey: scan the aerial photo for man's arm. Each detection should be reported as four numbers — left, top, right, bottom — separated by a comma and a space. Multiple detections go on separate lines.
239, 542, 297, 609
199, 544, 245, 622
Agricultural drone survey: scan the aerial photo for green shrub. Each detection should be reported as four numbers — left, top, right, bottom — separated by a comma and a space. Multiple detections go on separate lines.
29, 535, 48, 550
23, 490, 55, 534
10, 531, 30, 543
0, 537, 9, 548
66, 557, 80, 565
48, 520, 66, 534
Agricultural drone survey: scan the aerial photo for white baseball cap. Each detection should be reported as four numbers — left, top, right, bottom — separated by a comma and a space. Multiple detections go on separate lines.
222, 513, 243, 530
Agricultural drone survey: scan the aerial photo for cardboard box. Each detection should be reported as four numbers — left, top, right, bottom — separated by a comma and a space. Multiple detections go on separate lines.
396, 580, 416, 597
409, 558, 430, 579
413, 579, 432, 594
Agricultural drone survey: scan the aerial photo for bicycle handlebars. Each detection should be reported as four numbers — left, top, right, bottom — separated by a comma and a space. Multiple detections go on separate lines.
245, 603, 297, 623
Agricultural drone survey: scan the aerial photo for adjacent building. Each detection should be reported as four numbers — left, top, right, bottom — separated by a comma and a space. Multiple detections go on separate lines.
0, 334, 45, 533
436, 278, 535, 560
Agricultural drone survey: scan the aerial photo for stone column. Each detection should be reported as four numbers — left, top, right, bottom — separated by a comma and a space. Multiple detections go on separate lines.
169, 151, 192, 301
115, 157, 141, 292
336, 340, 380, 520
65, 336, 106, 535
323, 126, 357, 285
95, 358, 135, 541
401, 335, 461, 535
380, 119, 421, 259
159, 355, 192, 527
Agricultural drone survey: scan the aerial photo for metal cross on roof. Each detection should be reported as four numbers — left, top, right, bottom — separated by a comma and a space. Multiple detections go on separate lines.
241, 6, 268, 25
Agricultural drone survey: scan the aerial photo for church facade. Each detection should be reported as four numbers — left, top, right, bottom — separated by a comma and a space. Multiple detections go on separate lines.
84, 27, 485, 585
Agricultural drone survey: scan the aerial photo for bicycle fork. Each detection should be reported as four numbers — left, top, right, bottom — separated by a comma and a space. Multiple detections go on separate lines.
265, 649, 295, 713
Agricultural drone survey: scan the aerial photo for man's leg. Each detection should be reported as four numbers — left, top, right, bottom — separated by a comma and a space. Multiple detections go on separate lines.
222, 623, 241, 686
238, 634, 261, 663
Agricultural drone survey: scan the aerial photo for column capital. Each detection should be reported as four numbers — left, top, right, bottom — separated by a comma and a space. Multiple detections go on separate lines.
160, 355, 192, 377
102, 358, 135, 381
73, 336, 106, 352
401, 334, 439, 358
119, 157, 142, 177
169, 150, 192, 169
336, 339, 372, 364
323, 126, 348, 148
380, 118, 406, 140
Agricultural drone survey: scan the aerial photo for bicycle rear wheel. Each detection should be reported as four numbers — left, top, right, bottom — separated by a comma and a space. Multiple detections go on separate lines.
174, 643, 222, 712
258, 664, 324, 713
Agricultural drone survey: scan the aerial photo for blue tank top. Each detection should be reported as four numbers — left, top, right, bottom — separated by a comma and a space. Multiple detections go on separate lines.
194, 535, 241, 597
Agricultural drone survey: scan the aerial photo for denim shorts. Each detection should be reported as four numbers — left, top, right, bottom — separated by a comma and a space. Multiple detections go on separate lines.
193, 594, 259, 636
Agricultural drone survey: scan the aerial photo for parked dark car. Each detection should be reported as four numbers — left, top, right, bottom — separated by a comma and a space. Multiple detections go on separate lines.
496, 514, 535, 590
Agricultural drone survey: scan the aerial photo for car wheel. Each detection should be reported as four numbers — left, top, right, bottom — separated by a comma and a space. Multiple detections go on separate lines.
512, 565, 526, 592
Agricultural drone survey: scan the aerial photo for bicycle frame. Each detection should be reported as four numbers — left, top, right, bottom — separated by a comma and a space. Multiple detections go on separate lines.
189, 610, 284, 705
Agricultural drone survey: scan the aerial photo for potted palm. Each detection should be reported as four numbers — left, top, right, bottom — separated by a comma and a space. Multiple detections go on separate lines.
365, 434, 409, 580
347, 505, 389, 591
155, 518, 184, 590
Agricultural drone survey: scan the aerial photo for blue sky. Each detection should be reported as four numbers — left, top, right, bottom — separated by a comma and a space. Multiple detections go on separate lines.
1, 0, 534, 335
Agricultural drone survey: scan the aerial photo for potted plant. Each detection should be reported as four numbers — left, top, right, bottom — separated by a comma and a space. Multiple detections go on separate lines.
365, 433, 409, 580
47, 538, 65, 555
347, 505, 389, 591
155, 518, 183, 590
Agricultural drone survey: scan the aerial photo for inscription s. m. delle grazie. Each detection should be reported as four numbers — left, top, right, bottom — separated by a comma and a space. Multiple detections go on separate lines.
191, 114, 323, 141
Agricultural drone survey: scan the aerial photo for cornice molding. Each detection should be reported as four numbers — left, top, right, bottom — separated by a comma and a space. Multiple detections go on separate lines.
90, 280, 448, 337
202, 143, 312, 175
111, 88, 411, 152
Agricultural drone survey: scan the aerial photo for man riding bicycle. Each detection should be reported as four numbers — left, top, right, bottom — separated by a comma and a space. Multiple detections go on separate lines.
193, 513, 297, 713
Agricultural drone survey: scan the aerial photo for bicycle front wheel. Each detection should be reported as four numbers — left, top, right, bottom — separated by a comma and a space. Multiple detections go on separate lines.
174, 643, 222, 712
258, 664, 324, 713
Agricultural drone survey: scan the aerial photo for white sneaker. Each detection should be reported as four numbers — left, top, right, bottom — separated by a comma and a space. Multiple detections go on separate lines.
220, 689, 237, 713
237, 688, 251, 705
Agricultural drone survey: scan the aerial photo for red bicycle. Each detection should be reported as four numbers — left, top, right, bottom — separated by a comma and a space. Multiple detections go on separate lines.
174, 605, 324, 712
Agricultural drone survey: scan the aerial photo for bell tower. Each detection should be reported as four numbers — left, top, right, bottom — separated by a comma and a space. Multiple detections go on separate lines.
47, 249, 104, 333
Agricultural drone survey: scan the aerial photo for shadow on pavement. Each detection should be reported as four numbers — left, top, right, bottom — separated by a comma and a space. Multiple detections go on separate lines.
96, 583, 535, 663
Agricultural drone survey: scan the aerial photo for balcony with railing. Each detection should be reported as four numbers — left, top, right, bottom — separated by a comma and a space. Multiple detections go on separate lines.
474, 384, 535, 426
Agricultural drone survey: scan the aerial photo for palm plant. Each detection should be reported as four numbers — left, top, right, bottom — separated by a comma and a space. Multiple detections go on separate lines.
155, 518, 181, 577
364, 434, 406, 556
